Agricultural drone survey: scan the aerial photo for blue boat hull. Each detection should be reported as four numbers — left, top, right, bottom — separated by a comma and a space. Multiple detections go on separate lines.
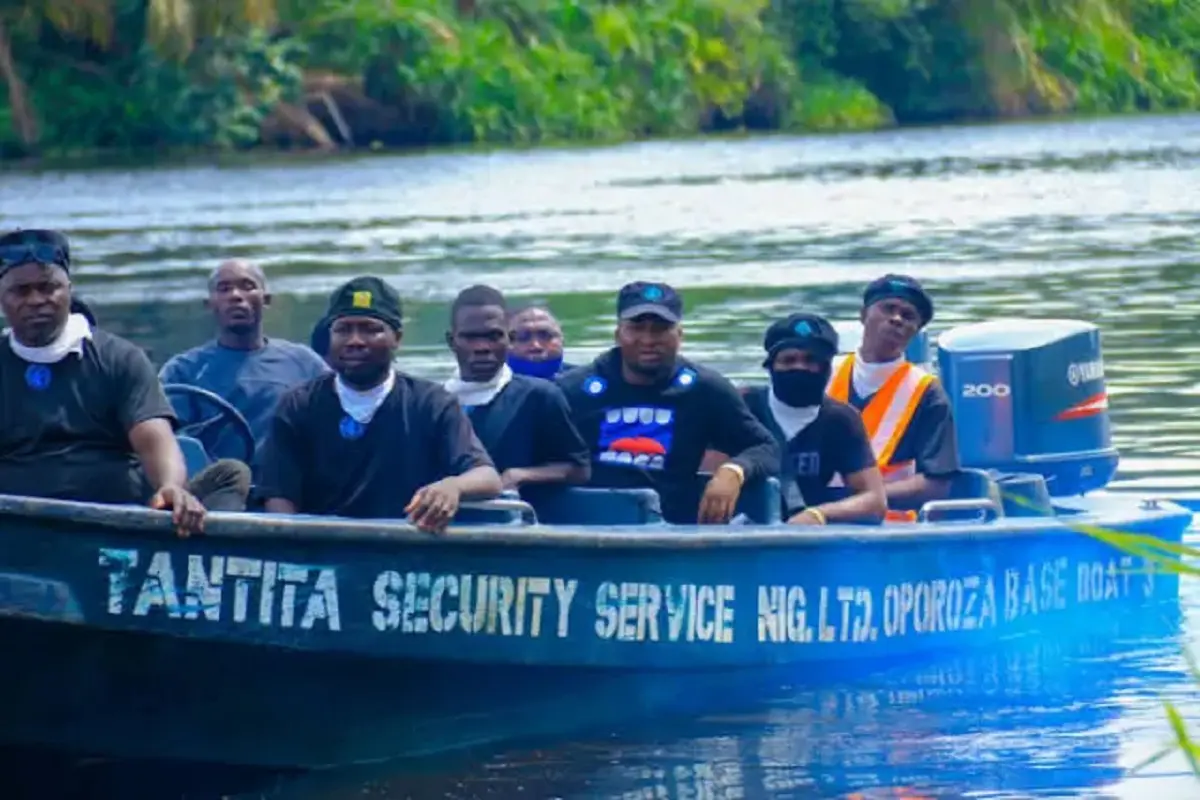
0, 492, 1189, 767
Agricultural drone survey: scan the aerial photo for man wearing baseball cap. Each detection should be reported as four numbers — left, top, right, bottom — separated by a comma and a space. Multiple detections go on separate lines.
556, 281, 779, 525
258, 275, 503, 532
0, 228, 250, 537
733, 312, 887, 525
826, 274, 960, 509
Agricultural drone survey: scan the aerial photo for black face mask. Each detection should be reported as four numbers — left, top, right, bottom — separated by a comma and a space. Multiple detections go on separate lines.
770, 367, 829, 408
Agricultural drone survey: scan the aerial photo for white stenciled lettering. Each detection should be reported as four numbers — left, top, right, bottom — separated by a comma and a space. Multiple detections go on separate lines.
595, 582, 735, 643
881, 574, 996, 638
757, 586, 813, 643
100, 549, 339, 630
99, 548, 138, 614
186, 554, 224, 621
372, 571, 571, 638
133, 551, 181, 618
1077, 557, 1147, 604
226, 557, 262, 623
1005, 559, 1067, 621
301, 568, 340, 631
553, 578, 577, 638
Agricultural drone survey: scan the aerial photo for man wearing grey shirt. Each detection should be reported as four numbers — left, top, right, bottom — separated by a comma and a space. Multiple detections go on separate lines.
159, 260, 328, 476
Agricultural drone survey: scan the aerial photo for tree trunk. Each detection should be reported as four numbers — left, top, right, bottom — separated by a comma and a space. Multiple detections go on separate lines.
0, 19, 39, 149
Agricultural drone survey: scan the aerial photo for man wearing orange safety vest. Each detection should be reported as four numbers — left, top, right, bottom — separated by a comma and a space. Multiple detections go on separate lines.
826, 275, 960, 517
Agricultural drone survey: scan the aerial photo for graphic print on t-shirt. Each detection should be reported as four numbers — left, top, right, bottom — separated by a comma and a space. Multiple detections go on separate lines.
596, 406, 675, 470
793, 451, 821, 476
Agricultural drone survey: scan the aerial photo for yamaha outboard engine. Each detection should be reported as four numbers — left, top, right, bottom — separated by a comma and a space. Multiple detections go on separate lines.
936, 319, 1116, 496
833, 321, 931, 367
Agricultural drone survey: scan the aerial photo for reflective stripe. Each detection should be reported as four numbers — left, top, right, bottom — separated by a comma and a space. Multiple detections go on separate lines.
827, 354, 934, 485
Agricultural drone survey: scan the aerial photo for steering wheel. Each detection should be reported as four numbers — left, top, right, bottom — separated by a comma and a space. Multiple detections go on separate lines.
162, 383, 257, 465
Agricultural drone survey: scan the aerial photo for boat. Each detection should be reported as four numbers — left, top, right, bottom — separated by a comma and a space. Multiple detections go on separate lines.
0, 316, 1191, 769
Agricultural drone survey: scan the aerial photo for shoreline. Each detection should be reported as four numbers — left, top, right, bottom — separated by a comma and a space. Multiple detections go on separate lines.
3, 109, 1195, 174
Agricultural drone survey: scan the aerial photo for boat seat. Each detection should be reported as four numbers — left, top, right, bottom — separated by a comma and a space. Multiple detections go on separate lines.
914, 467, 1005, 522
177, 435, 211, 478
527, 487, 664, 526
695, 472, 783, 525
993, 472, 1054, 517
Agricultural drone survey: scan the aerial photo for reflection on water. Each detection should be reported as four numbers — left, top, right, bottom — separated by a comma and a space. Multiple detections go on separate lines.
263, 575, 1194, 800
2, 113, 1200, 797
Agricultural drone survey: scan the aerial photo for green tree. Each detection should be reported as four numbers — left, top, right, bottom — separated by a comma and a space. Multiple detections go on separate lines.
0, 0, 279, 151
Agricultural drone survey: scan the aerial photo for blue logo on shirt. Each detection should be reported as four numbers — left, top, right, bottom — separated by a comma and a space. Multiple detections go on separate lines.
793, 320, 813, 336
597, 406, 674, 471
339, 415, 366, 440
642, 285, 664, 301
24, 364, 51, 391
584, 376, 607, 396
674, 368, 697, 388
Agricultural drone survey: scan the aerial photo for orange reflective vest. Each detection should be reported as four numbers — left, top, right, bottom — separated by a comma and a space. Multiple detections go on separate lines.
827, 354, 934, 484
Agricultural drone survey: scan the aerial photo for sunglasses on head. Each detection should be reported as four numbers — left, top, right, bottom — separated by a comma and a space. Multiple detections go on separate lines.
0, 242, 69, 271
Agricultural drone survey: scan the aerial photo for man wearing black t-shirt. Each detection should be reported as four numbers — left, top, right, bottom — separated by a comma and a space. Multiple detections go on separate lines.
739, 314, 887, 525
258, 276, 502, 532
443, 285, 590, 496
557, 282, 780, 525
0, 229, 250, 537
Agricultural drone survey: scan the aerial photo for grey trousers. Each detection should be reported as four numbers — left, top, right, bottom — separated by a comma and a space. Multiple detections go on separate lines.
187, 458, 252, 512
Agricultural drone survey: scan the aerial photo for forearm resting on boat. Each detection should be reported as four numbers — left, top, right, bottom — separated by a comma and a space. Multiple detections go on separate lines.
802, 467, 887, 525
448, 465, 504, 498
128, 418, 188, 491
885, 473, 952, 505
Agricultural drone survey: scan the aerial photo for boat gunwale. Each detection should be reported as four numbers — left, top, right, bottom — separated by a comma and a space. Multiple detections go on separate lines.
0, 493, 1188, 551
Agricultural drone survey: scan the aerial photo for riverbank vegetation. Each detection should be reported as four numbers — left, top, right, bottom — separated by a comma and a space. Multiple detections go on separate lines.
2, 0, 1199, 158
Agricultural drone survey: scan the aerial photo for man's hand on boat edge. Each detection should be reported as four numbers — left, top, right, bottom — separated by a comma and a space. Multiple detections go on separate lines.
149, 484, 206, 538
405, 479, 463, 534
698, 464, 744, 524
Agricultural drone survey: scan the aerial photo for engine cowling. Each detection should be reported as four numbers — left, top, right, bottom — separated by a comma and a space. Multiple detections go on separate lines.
935, 319, 1116, 496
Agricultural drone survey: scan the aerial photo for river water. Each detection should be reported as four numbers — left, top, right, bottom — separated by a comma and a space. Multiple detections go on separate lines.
3, 113, 1200, 798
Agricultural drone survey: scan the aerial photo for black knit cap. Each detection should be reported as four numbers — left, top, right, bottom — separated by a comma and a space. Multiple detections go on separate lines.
862, 273, 933, 327
0, 229, 71, 276
762, 312, 839, 367
325, 276, 403, 331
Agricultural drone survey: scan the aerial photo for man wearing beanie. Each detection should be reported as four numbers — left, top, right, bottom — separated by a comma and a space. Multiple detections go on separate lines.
257, 276, 502, 532
0, 228, 250, 536
738, 313, 887, 525
827, 274, 960, 509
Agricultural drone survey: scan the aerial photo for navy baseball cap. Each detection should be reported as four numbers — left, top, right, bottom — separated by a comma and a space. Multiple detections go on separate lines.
617, 281, 683, 324
863, 274, 933, 327
762, 313, 839, 366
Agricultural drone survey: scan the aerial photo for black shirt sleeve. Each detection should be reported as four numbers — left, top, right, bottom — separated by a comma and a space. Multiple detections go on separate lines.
910, 381, 961, 478
827, 401, 877, 479
431, 392, 496, 476
257, 388, 307, 505
703, 372, 781, 482
109, 337, 177, 433
534, 384, 591, 468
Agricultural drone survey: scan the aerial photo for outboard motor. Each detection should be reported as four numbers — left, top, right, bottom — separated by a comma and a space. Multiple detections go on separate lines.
832, 320, 930, 367
936, 319, 1116, 496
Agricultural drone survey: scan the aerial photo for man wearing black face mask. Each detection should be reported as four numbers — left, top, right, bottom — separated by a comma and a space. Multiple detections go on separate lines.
735, 313, 887, 525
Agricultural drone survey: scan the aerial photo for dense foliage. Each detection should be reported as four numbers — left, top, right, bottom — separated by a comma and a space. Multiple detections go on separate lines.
2, 0, 1199, 157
